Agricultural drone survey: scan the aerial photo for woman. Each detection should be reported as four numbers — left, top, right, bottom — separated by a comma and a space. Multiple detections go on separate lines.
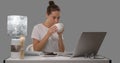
31, 1, 64, 52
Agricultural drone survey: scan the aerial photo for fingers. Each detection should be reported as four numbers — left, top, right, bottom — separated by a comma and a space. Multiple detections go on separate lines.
49, 26, 58, 33
52, 26, 57, 33
51, 26, 57, 30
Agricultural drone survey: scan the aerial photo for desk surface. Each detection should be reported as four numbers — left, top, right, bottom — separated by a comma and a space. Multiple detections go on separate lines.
5, 56, 111, 63
6, 56, 109, 60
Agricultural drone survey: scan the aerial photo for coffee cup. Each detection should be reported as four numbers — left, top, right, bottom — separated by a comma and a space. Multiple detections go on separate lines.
54, 23, 64, 32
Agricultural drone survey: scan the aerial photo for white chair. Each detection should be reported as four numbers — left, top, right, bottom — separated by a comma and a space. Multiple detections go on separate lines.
25, 44, 44, 56
26, 44, 34, 52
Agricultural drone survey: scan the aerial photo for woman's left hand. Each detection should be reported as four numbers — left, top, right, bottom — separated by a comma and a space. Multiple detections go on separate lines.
57, 28, 64, 36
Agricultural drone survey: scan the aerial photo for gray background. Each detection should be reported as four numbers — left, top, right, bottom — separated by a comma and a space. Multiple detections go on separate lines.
0, 0, 120, 63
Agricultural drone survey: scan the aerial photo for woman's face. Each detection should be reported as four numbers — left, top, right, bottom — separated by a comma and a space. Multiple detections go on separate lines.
47, 11, 60, 25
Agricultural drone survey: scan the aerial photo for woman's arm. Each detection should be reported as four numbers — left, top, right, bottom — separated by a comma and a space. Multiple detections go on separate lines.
58, 34, 65, 52
33, 26, 57, 51
33, 32, 51, 51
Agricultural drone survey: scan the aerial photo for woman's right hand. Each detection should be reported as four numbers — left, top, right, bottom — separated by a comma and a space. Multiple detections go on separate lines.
47, 25, 57, 36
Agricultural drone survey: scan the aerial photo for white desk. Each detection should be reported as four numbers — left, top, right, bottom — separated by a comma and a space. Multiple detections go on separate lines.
4, 56, 112, 63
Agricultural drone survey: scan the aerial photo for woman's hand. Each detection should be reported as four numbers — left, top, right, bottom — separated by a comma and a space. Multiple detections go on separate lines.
57, 28, 64, 36
47, 25, 57, 36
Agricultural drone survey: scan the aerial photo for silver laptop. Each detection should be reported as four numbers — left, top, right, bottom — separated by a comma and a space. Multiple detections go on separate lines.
57, 32, 107, 57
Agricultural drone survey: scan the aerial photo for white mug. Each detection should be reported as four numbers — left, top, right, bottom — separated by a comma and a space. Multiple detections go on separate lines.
54, 23, 64, 32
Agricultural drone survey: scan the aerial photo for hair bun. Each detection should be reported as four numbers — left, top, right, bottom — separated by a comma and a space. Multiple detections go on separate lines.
49, 1, 55, 6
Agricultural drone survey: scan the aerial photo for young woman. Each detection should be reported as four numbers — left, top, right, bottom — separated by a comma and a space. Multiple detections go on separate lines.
31, 1, 64, 52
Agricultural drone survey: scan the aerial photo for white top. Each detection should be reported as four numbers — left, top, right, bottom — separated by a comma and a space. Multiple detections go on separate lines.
31, 23, 63, 52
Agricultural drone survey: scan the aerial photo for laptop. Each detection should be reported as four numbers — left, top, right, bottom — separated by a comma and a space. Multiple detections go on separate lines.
54, 32, 107, 57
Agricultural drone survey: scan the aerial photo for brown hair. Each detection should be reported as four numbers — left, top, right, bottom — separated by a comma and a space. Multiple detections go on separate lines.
47, 1, 60, 15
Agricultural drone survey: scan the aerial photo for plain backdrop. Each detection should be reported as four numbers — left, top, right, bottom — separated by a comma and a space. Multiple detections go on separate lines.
0, 0, 120, 63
